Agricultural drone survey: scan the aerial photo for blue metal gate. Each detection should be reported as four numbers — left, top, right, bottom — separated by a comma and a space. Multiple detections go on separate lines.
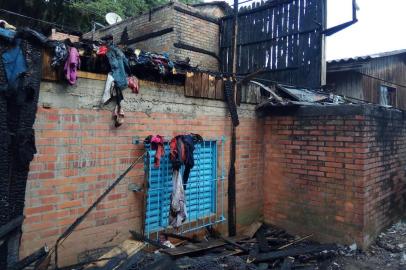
144, 138, 226, 238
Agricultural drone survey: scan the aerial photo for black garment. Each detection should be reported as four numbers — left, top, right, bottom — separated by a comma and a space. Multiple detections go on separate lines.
49, 41, 68, 68
169, 134, 203, 190
224, 80, 239, 127
0, 33, 42, 268
181, 135, 194, 189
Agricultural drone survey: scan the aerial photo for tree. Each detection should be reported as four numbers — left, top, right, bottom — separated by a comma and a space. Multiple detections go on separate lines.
0, 0, 201, 33
71, 0, 201, 31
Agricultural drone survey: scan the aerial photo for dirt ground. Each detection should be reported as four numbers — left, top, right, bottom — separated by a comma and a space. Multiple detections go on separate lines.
329, 221, 406, 270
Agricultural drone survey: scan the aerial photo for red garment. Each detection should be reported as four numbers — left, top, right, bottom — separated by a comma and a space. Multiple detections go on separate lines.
127, 76, 139, 94
170, 137, 177, 161
151, 135, 164, 168
97, 45, 108, 55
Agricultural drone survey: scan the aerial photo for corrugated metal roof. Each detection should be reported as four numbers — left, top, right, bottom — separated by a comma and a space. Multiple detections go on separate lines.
328, 49, 406, 64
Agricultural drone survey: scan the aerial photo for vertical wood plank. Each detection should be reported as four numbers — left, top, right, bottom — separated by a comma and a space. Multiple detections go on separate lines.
208, 75, 216, 99
215, 78, 224, 100
193, 72, 202, 98
201, 73, 209, 98
185, 72, 194, 97
41, 48, 58, 81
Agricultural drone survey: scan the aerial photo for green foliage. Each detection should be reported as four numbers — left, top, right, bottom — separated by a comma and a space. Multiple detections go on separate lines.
72, 0, 201, 29
0, 0, 201, 33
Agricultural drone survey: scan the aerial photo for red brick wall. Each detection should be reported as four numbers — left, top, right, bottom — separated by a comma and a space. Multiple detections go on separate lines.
21, 80, 263, 265
263, 106, 406, 248
362, 109, 406, 244
83, 2, 221, 70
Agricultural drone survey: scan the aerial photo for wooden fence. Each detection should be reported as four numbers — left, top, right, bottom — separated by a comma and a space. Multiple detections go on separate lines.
220, 0, 326, 88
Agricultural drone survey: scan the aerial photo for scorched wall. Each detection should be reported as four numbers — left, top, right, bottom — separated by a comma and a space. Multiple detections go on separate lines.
263, 105, 406, 248
20, 78, 264, 265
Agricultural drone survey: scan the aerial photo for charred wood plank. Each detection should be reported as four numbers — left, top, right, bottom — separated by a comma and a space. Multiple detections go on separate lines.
161, 232, 201, 244
8, 246, 48, 270
254, 244, 338, 262
280, 257, 294, 270
174, 6, 219, 25
0, 216, 24, 240
139, 254, 180, 270
222, 0, 295, 19
161, 239, 225, 257
255, 227, 270, 253
130, 231, 168, 250
174, 42, 220, 61
220, 237, 249, 253
125, 28, 173, 45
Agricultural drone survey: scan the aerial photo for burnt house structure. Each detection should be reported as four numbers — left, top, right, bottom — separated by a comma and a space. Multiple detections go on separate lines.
327, 49, 406, 109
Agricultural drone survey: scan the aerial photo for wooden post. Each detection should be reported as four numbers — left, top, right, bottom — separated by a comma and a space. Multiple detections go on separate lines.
228, 0, 239, 237
320, 0, 327, 86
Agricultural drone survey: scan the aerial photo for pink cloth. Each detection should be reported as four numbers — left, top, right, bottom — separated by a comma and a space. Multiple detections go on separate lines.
127, 76, 139, 94
64, 47, 81, 85
151, 135, 164, 168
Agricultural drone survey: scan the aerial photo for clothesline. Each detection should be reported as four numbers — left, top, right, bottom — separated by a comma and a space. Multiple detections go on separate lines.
0, 9, 80, 33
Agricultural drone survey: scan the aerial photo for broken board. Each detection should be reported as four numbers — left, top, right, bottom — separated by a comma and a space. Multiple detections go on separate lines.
161, 239, 225, 257
85, 239, 145, 269
242, 221, 262, 239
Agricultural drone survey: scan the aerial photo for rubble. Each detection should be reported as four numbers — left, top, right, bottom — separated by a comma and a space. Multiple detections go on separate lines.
332, 221, 406, 270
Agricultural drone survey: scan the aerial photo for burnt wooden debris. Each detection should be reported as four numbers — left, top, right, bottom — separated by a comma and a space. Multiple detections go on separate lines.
8, 246, 48, 270
173, 42, 220, 61
220, 0, 326, 88
174, 6, 219, 25
254, 243, 338, 262
72, 223, 344, 270
161, 239, 226, 257
161, 232, 201, 244
130, 230, 169, 250
125, 28, 174, 46
0, 216, 24, 241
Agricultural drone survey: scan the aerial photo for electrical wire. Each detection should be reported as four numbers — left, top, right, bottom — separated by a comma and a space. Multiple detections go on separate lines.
356, 71, 406, 89
230, 0, 258, 7
62, 0, 105, 19
0, 9, 80, 33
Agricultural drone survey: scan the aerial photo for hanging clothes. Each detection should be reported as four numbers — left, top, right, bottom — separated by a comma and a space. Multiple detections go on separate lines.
102, 73, 115, 104
64, 46, 80, 85
145, 135, 165, 168
1, 39, 27, 92
127, 75, 139, 94
97, 45, 108, 56
113, 104, 124, 127
182, 134, 195, 189
169, 134, 203, 190
0, 27, 16, 42
106, 45, 129, 91
50, 41, 68, 68
169, 170, 187, 228
151, 135, 165, 168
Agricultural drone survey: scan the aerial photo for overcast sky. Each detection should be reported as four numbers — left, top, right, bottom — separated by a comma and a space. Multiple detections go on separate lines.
212, 0, 406, 60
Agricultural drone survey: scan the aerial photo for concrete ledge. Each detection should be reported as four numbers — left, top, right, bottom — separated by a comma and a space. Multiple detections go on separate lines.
259, 104, 406, 119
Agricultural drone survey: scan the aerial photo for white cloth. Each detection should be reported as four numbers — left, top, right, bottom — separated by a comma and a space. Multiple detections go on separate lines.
102, 73, 115, 104
169, 170, 187, 228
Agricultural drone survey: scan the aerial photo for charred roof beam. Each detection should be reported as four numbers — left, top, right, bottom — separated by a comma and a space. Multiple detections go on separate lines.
322, 0, 358, 36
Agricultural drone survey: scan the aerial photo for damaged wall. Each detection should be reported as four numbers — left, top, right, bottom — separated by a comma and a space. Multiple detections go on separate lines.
20, 78, 264, 266
263, 105, 406, 248
83, 2, 223, 71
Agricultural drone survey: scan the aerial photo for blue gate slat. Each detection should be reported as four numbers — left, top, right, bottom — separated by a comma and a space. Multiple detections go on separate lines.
145, 140, 218, 233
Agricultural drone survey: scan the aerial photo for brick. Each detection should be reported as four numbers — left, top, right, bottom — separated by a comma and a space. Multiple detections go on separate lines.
59, 200, 82, 209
